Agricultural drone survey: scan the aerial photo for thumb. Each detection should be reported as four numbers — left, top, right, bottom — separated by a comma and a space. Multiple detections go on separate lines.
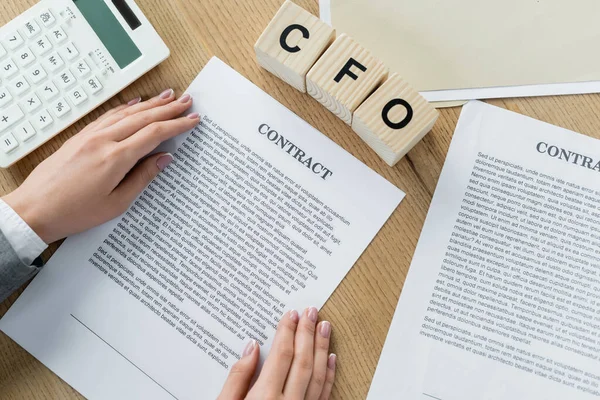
217, 340, 260, 400
110, 152, 173, 210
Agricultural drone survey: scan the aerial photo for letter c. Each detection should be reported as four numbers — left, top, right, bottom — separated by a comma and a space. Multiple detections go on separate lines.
311, 163, 324, 174
258, 123, 270, 134
280, 24, 310, 53
536, 142, 548, 153
382, 99, 413, 130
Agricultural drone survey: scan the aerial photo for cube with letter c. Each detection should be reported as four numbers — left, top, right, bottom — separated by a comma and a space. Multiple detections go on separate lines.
254, 0, 335, 92
306, 34, 388, 125
352, 73, 439, 166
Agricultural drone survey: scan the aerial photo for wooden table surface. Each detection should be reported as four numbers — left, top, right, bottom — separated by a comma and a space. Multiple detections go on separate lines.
2, 1, 600, 399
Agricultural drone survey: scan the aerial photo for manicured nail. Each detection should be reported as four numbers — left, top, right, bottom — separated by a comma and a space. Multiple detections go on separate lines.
243, 340, 256, 357
160, 88, 174, 99
289, 309, 299, 323
187, 112, 200, 119
157, 153, 173, 171
178, 93, 191, 103
328, 354, 337, 369
127, 96, 141, 106
320, 321, 331, 338
307, 307, 318, 323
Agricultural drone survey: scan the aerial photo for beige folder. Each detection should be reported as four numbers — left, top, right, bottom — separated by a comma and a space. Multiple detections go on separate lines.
330, 0, 600, 92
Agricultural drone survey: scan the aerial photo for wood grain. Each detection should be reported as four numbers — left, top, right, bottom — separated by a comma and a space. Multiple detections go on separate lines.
352, 72, 439, 166
2, 1, 600, 399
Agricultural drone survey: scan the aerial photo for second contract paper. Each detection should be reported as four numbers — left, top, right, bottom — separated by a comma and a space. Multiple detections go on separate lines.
368, 101, 600, 400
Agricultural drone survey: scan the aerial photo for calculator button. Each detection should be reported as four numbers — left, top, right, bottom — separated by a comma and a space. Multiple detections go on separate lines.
50, 97, 71, 118
72, 59, 91, 78
67, 86, 87, 106
42, 51, 64, 73
3, 32, 24, 50
84, 76, 103, 95
16, 47, 35, 68
21, 93, 42, 113
10, 76, 30, 96
61, 42, 79, 61
0, 132, 18, 153
40, 81, 59, 101
49, 27, 67, 45
32, 35, 52, 56
23, 20, 41, 39
14, 121, 36, 142
39, 10, 56, 28
0, 87, 13, 108
32, 109, 53, 130
55, 70, 76, 90
1, 59, 19, 79
0, 104, 25, 132
0, 44, 6, 60
28, 64, 47, 84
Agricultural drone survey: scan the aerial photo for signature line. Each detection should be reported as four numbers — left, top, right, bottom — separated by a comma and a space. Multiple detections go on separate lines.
70, 313, 179, 400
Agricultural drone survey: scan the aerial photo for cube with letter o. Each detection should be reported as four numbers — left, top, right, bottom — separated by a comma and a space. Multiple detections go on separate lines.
352, 73, 439, 166
254, 0, 335, 92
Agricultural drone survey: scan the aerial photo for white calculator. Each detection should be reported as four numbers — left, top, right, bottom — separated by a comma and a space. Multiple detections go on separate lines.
0, 0, 170, 168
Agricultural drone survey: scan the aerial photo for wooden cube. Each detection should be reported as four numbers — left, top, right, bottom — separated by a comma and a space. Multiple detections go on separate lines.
254, 0, 335, 92
306, 34, 388, 125
352, 73, 439, 167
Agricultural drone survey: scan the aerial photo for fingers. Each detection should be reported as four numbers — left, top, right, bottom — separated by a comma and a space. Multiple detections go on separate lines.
120, 113, 200, 163
92, 89, 176, 133
318, 354, 337, 400
80, 103, 130, 134
109, 152, 173, 212
283, 307, 319, 399
101, 92, 194, 142
304, 321, 332, 399
217, 340, 260, 400
255, 310, 300, 394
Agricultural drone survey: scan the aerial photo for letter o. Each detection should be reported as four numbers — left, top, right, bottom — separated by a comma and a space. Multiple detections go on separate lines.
267, 129, 279, 141
382, 99, 413, 129
547, 146, 559, 157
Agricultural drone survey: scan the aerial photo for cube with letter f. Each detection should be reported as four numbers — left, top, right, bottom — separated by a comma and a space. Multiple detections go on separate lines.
306, 34, 388, 125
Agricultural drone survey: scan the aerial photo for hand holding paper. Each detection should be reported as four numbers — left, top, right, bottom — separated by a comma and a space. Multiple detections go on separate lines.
0, 58, 403, 400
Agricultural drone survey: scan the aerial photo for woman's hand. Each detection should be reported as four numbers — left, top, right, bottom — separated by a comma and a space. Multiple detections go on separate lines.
2, 89, 199, 244
218, 308, 337, 400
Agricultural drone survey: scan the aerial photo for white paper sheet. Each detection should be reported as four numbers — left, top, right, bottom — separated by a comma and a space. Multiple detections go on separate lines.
368, 101, 600, 399
0, 57, 404, 400
319, 0, 600, 102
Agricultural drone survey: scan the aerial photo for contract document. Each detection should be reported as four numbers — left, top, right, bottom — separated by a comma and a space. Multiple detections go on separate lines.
0, 57, 404, 400
368, 101, 600, 399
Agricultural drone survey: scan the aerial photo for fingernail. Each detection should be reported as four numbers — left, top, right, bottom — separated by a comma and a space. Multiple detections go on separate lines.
307, 307, 318, 323
157, 153, 173, 171
187, 112, 200, 119
178, 93, 191, 103
127, 96, 141, 106
328, 354, 337, 370
242, 340, 256, 357
289, 309, 299, 323
160, 88, 174, 99
320, 321, 331, 338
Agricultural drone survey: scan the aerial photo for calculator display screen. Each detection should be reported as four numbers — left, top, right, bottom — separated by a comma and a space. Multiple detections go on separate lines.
73, 0, 142, 69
